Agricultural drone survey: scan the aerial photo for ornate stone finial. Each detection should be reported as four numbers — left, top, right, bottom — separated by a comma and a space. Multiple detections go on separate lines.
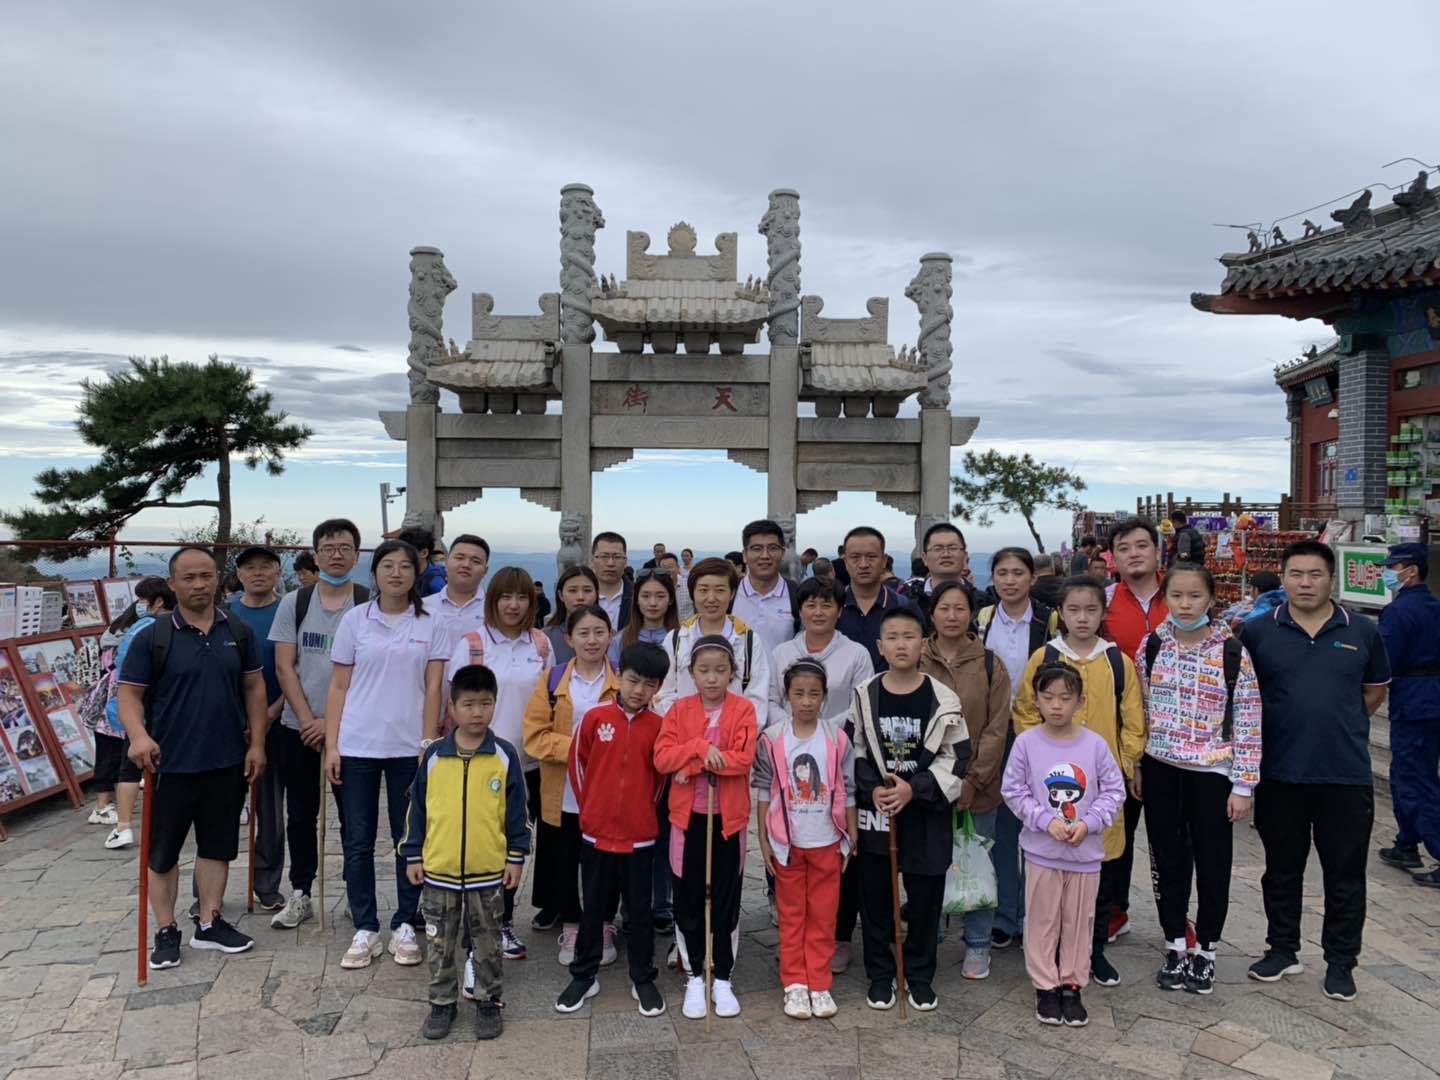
906, 253, 954, 409
1302, 218, 1322, 238
667, 222, 698, 256
759, 189, 801, 346
776, 516, 802, 582
407, 246, 457, 405
1330, 189, 1374, 232
1247, 230, 1262, 254
557, 511, 589, 573
559, 183, 605, 344
1393, 170, 1434, 213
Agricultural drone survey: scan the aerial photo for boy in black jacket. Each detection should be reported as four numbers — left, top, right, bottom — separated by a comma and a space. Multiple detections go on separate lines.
850, 607, 971, 1012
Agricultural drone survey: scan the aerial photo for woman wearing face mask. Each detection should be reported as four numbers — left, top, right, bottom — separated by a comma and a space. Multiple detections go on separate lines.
1135, 563, 1262, 996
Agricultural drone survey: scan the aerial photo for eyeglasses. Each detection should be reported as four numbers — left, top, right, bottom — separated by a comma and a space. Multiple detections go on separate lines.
745, 544, 784, 556
592, 553, 627, 563
317, 544, 356, 556
926, 544, 965, 555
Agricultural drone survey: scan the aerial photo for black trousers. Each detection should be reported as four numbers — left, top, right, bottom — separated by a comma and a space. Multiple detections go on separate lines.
1092, 858, 1122, 952
501, 769, 541, 925
1141, 757, 1232, 946
253, 724, 322, 897
1107, 792, 1145, 915
835, 855, 862, 942
1255, 779, 1372, 970
674, 813, 742, 981
535, 811, 584, 924
858, 852, 943, 989
573, 844, 657, 985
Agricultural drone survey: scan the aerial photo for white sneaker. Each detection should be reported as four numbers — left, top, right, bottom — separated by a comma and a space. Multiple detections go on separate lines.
783, 984, 812, 1019
239, 805, 250, 826
388, 923, 423, 965
341, 930, 383, 969
600, 922, 618, 966
270, 891, 312, 930
682, 976, 707, 1020
88, 806, 118, 825
809, 989, 838, 1018
557, 925, 578, 966
462, 951, 476, 1000
103, 826, 133, 850
712, 978, 740, 1018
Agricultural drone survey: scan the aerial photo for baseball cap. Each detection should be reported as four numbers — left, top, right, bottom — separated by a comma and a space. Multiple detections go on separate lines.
235, 545, 281, 567
1383, 543, 1429, 571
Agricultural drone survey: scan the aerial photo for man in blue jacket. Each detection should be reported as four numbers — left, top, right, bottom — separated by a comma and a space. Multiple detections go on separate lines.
1376, 543, 1440, 887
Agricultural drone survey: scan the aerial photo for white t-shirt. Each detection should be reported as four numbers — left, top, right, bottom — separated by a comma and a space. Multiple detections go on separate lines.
330, 602, 450, 759
560, 665, 609, 814
781, 721, 842, 848
423, 588, 487, 643
445, 624, 551, 772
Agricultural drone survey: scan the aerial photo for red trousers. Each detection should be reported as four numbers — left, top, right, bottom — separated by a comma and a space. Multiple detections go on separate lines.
774, 842, 842, 991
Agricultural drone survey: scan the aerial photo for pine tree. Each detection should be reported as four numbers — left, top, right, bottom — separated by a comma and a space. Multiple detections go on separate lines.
951, 450, 1087, 553
3, 355, 311, 561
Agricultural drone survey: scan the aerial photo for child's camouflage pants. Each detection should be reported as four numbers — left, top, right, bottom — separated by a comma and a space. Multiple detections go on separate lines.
421, 883, 503, 1005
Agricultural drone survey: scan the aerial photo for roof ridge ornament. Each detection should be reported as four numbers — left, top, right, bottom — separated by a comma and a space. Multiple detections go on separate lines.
1330, 189, 1374, 233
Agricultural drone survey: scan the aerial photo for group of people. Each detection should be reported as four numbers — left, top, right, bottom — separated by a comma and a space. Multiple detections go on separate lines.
81, 509, 1440, 1042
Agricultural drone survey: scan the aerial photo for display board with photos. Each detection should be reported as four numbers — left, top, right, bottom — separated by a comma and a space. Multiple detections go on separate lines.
16, 633, 102, 780
65, 581, 106, 629
100, 579, 134, 624
0, 643, 81, 815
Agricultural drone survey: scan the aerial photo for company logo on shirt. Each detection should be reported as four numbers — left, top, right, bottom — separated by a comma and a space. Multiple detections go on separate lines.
597, 722, 615, 743
489, 777, 501, 792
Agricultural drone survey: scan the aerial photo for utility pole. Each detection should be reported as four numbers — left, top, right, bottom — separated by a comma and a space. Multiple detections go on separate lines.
380, 482, 406, 535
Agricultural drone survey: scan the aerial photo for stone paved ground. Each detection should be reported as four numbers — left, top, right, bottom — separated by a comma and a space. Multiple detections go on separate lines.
3, 787, 1440, 1080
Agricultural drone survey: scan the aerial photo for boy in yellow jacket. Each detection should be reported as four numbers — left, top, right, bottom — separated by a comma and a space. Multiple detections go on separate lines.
1013, 577, 1144, 988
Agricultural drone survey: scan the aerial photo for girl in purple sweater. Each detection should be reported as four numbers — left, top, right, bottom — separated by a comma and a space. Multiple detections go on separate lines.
1002, 664, 1125, 1029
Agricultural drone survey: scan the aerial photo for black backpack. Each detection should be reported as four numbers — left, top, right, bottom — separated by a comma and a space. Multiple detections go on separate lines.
1042, 643, 1125, 732
294, 582, 371, 629
1143, 633, 1243, 742
144, 610, 253, 712
1172, 526, 1207, 565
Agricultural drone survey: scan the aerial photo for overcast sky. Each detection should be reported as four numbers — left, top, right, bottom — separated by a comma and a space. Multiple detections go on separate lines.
4, 1, 1437, 556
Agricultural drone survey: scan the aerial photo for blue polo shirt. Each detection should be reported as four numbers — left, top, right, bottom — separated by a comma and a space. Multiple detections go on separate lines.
228, 598, 282, 706
837, 585, 917, 672
119, 607, 262, 774
1378, 584, 1440, 723
1239, 602, 1391, 786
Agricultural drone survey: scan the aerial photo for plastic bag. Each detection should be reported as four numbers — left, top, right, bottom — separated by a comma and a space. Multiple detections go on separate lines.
942, 809, 997, 915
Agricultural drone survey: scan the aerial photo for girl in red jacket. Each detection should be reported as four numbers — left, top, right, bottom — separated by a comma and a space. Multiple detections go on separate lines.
653, 634, 757, 1021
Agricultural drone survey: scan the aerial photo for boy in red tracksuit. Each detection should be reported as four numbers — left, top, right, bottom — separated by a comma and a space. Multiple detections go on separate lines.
554, 643, 672, 1017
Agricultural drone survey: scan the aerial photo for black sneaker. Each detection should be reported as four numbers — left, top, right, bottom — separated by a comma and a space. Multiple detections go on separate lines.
255, 892, 286, 912
653, 914, 674, 935
1059, 985, 1088, 1027
530, 909, 560, 932
1323, 964, 1357, 1002
866, 979, 896, 1010
632, 981, 666, 1017
1035, 988, 1062, 1025
1379, 845, 1423, 870
1090, 949, 1121, 987
991, 928, 1020, 949
907, 983, 938, 1011
190, 917, 253, 954
554, 977, 598, 1013
1185, 953, 1215, 995
1156, 949, 1188, 991
474, 998, 503, 1040
148, 924, 182, 970
1247, 950, 1304, 982
422, 1003, 456, 1040
1414, 868, 1440, 888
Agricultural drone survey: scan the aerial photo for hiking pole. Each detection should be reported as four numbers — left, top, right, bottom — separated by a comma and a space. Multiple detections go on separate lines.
247, 779, 257, 914
317, 755, 326, 931
887, 780, 906, 1019
137, 768, 155, 986
704, 783, 715, 1033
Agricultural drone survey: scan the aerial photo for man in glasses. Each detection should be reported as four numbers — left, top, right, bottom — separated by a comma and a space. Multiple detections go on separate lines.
900, 523, 972, 622
590, 531, 633, 631
731, 519, 802, 655
265, 518, 369, 929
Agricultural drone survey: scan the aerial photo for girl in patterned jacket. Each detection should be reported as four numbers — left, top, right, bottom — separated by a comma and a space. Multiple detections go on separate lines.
1135, 563, 1262, 995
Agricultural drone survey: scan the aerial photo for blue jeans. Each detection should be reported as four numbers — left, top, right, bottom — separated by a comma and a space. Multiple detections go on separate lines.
338, 755, 421, 933
962, 808, 999, 949
993, 802, 1025, 936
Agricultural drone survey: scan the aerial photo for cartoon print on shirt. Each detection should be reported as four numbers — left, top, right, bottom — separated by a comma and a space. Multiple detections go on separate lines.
790, 751, 826, 805
1044, 762, 1087, 822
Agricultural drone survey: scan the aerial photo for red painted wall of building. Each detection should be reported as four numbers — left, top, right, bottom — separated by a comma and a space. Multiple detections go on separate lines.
1389, 346, 1440, 425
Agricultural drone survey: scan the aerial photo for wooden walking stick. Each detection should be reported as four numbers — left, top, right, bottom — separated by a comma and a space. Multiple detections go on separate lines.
317, 755, 326, 931
137, 768, 155, 986
246, 779, 257, 913
887, 781, 907, 1019
704, 783, 715, 1032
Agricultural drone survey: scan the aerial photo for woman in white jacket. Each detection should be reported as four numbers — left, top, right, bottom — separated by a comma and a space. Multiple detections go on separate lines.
657, 557, 769, 728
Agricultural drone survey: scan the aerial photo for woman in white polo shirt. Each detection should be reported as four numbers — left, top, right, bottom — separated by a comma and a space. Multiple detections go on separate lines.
444, 566, 552, 961
325, 540, 449, 970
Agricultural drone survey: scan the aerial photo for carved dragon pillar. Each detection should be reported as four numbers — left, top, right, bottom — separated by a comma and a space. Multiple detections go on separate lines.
907, 252, 955, 556
760, 189, 801, 573
404, 246, 455, 535
558, 184, 604, 566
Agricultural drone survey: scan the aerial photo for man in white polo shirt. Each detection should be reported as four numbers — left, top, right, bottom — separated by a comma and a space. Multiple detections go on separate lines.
421, 533, 490, 644
730, 519, 800, 656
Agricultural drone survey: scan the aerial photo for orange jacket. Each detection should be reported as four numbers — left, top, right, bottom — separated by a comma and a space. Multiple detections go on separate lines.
522, 660, 620, 828
653, 692, 757, 841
